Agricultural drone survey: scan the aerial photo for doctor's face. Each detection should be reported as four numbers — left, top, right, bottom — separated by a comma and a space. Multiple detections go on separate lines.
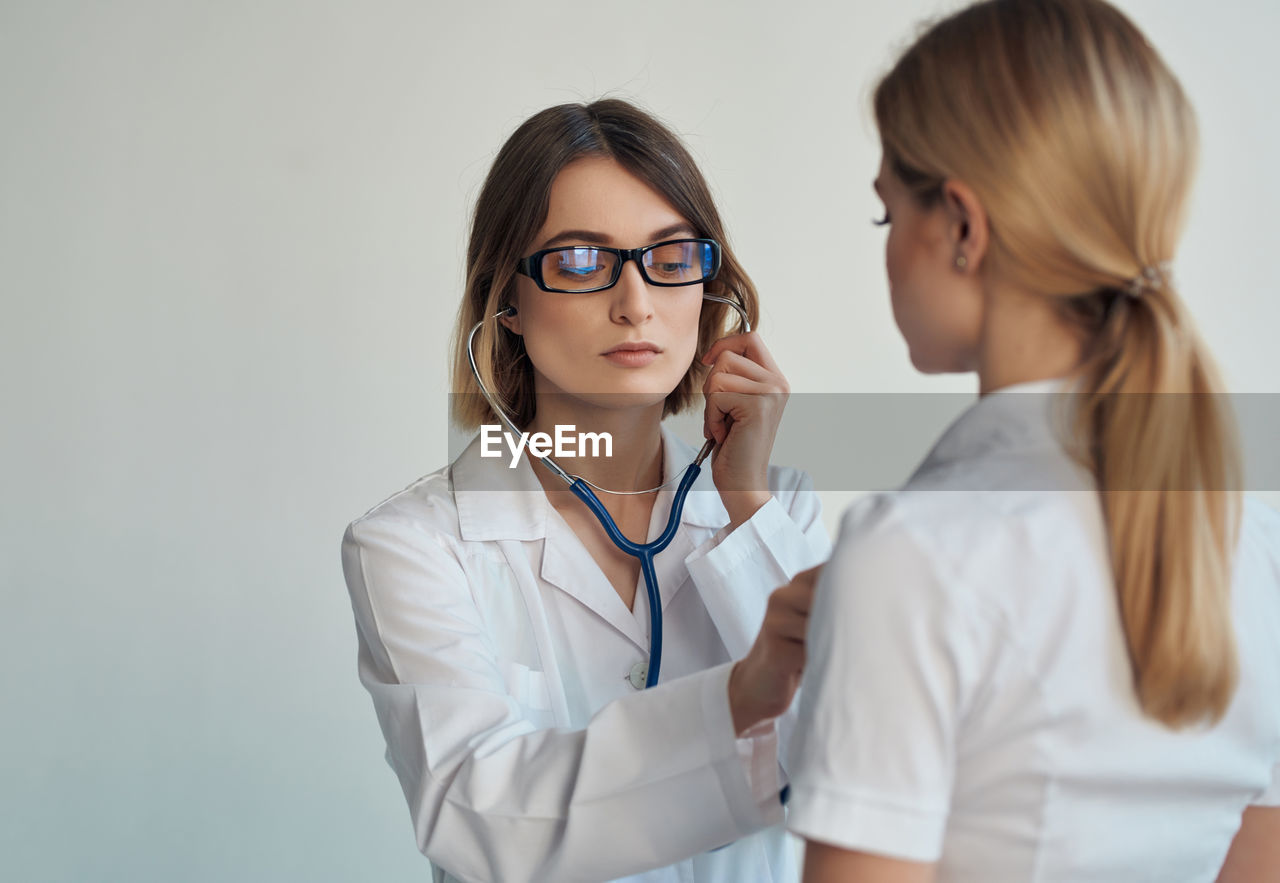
875, 156, 983, 373
503, 156, 704, 412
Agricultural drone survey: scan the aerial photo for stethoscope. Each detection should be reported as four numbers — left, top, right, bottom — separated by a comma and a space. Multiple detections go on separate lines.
466, 293, 751, 689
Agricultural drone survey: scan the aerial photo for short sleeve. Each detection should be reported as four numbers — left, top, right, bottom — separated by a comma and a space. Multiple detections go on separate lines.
785, 494, 990, 861
1256, 763, 1280, 807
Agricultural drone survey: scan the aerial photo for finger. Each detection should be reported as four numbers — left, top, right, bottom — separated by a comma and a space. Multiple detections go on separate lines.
702, 393, 731, 445
703, 371, 776, 398
702, 332, 780, 373
763, 595, 812, 639
703, 391, 767, 446
704, 349, 784, 389
769, 576, 817, 616
771, 612, 810, 644
701, 331, 782, 375
774, 566, 820, 599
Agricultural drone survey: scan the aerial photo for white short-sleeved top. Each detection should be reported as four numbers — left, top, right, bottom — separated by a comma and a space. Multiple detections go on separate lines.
786, 380, 1280, 883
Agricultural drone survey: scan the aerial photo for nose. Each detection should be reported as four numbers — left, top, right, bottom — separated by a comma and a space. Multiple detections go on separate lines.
609, 259, 655, 326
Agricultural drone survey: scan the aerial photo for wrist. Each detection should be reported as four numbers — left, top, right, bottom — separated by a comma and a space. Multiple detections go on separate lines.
727, 660, 760, 736
721, 490, 772, 530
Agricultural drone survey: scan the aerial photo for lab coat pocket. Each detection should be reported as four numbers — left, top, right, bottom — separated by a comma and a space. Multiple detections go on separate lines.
500, 660, 553, 717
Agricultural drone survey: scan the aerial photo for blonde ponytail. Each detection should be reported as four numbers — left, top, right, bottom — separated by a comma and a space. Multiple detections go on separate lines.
875, 0, 1242, 727
1075, 282, 1241, 726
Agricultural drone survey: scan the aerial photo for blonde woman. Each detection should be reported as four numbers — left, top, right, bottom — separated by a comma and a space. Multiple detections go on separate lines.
784, 1, 1280, 881
342, 100, 828, 882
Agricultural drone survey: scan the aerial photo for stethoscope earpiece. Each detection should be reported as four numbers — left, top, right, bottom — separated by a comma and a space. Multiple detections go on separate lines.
505, 305, 518, 317
701, 294, 751, 334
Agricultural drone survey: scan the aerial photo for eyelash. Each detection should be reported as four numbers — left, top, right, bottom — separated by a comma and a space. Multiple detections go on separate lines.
872, 213, 891, 227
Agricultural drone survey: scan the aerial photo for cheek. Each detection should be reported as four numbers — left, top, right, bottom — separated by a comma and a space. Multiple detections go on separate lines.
514, 295, 586, 374
672, 291, 704, 353
885, 226, 926, 322
881, 225, 981, 372
884, 227, 907, 289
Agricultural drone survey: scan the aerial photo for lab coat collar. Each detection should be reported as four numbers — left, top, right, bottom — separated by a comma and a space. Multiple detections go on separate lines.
452, 430, 550, 542
452, 422, 729, 542
911, 377, 1073, 478
453, 423, 729, 652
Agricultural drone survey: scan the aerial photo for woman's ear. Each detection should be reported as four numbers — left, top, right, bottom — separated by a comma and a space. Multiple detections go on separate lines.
497, 304, 522, 335
942, 179, 989, 273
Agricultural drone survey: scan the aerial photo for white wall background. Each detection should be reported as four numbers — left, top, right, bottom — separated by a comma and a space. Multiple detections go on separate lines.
2, 1, 1276, 880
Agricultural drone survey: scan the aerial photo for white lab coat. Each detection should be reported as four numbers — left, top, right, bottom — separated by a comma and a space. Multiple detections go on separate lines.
342, 425, 830, 883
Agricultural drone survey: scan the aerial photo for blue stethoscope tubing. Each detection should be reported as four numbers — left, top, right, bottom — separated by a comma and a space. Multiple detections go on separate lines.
467, 293, 750, 689
567, 457, 703, 687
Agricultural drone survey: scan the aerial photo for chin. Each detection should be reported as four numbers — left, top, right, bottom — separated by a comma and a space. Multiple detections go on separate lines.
907, 345, 937, 373
904, 332, 976, 374
908, 348, 957, 375
577, 389, 672, 412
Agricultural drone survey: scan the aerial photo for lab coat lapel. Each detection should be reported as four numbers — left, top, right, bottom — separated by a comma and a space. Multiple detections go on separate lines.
453, 433, 547, 541
538, 513, 650, 652
541, 426, 724, 652
453, 431, 650, 648
453, 424, 731, 650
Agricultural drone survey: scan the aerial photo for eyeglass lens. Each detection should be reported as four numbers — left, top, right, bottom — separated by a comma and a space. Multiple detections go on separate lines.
541, 240, 714, 291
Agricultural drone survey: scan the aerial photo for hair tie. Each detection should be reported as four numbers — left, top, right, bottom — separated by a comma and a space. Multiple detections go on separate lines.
1126, 261, 1173, 299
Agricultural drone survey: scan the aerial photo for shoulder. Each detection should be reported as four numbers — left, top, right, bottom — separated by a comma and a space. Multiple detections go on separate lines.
834, 486, 1048, 568
823, 493, 967, 619
827, 484, 1106, 624
1235, 497, 1280, 627
1236, 497, 1280, 599
342, 463, 466, 570
1242, 496, 1280, 557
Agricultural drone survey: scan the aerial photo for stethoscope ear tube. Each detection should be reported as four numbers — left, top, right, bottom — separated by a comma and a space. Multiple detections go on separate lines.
470, 290, 788, 815
466, 292, 749, 686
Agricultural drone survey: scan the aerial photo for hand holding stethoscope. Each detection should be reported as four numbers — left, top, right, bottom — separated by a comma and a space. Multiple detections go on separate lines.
700, 331, 790, 528
700, 327, 813, 740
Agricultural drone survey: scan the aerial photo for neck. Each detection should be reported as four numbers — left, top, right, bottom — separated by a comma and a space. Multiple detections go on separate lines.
976, 280, 1086, 395
526, 396, 666, 494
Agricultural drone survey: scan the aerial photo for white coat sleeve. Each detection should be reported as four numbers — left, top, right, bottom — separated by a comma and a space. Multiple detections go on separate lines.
342, 516, 775, 883
682, 467, 831, 796
683, 467, 830, 662
1259, 764, 1280, 807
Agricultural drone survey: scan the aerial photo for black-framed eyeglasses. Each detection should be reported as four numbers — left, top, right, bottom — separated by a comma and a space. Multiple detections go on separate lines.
516, 238, 722, 294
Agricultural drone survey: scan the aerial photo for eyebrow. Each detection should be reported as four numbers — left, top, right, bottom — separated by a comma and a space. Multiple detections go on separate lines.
538, 222, 698, 250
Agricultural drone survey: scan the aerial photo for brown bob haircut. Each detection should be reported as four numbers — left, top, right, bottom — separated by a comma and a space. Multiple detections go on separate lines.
450, 98, 759, 430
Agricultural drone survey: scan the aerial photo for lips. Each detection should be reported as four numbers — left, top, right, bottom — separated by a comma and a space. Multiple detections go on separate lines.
602, 341, 661, 367
603, 342, 661, 355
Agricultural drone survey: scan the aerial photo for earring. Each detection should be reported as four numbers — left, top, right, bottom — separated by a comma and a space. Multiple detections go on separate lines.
955, 255, 968, 270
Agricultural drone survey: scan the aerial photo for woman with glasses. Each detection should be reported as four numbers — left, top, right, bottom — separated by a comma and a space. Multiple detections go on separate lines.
341, 99, 829, 883
783, 1, 1280, 881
